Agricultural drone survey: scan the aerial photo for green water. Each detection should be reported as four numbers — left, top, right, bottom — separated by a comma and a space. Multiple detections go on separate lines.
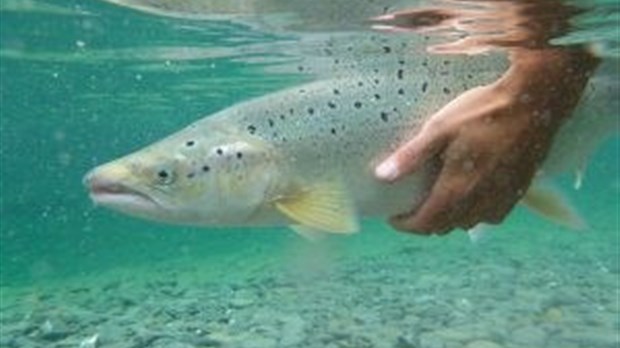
1, 1, 618, 348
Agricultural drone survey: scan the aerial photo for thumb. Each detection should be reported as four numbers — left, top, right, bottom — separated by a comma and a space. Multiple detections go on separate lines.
375, 123, 447, 182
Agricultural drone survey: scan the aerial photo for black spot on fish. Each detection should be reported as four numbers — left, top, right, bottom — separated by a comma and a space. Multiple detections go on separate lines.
380, 112, 389, 122
236, 152, 243, 159
374, 79, 380, 85
383, 46, 391, 53
422, 60, 428, 67
328, 101, 337, 109
422, 82, 428, 93
467, 74, 474, 79
334, 59, 340, 65
397, 69, 404, 80
216, 148, 223, 155
358, 81, 364, 87
299, 89, 306, 94
443, 87, 451, 95
289, 108, 295, 115
279, 114, 286, 120
158, 170, 169, 179
398, 88, 405, 95
373, 68, 380, 74
185, 140, 195, 147
398, 59, 405, 65
354, 101, 362, 109
443, 60, 450, 66
202, 165, 210, 172
324, 48, 333, 55
374, 94, 381, 100
247, 125, 256, 134
297, 65, 304, 72
187, 173, 195, 179
268, 119, 274, 127
330, 128, 337, 135
307, 107, 315, 115
333, 89, 340, 95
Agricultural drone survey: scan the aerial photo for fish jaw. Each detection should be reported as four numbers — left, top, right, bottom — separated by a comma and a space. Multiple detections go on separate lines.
84, 163, 162, 216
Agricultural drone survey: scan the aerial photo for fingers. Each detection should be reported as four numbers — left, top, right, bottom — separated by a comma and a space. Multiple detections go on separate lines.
375, 123, 448, 182
390, 155, 480, 234
392, 156, 527, 235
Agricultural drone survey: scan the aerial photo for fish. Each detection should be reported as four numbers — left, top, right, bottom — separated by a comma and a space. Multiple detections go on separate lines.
83, 31, 618, 236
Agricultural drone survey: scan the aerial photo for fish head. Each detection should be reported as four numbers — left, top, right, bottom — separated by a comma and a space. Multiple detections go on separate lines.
84, 123, 279, 226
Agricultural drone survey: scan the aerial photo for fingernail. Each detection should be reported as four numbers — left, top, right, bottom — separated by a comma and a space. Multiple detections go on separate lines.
375, 158, 399, 181
370, 24, 398, 32
371, 14, 396, 21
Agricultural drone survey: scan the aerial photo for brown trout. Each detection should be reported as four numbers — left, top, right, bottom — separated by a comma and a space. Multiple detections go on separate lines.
84, 31, 617, 235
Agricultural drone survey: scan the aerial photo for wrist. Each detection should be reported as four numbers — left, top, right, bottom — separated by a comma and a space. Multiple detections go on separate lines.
493, 47, 599, 126
501, 47, 598, 89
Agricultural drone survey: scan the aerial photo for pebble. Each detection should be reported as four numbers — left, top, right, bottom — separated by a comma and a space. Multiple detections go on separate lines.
556, 327, 620, 347
394, 335, 418, 348
240, 336, 278, 348
39, 319, 72, 341
79, 334, 99, 348
279, 314, 306, 347
229, 290, 256, 309
510, 325, 547, 347
464, 340, 504, 348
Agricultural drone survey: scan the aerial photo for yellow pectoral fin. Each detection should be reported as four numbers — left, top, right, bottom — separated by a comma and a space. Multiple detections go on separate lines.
275, 182, 359, 235
522, 182, 587, 231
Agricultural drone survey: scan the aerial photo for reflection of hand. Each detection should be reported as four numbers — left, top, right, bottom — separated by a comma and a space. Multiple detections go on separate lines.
370, 1, 579, 54
375, 49, 598, 235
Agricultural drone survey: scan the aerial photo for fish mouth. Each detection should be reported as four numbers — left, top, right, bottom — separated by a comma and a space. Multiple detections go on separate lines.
85, 172, 159, 210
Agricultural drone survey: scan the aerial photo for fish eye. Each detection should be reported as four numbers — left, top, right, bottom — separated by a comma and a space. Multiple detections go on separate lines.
155, 168, 175, 185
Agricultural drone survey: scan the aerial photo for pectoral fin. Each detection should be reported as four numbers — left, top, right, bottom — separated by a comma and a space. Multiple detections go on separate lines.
275, 182, 359, 235
521, 182, 587, 230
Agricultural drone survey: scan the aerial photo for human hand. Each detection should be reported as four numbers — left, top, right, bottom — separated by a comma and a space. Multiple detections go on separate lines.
375, 81, 561, 234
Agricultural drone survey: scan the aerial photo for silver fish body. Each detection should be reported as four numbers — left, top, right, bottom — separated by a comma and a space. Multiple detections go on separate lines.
84, 33, 617, 233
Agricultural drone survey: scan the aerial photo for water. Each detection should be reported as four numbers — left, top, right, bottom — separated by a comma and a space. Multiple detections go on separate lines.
1, 1, 618, 347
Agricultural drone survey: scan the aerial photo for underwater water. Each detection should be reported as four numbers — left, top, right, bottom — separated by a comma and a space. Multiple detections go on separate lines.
1, 1, 618, 347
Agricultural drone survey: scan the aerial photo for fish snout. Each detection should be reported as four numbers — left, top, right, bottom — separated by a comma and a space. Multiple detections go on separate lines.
83, 163, 132, 194
82, 168, 96, 188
